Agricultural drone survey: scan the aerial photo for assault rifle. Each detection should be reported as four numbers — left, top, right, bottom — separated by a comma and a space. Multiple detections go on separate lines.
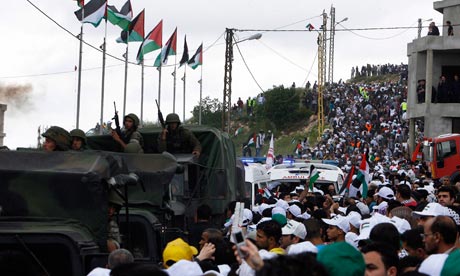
155, 100, 166, 128
112, 102, 129, 143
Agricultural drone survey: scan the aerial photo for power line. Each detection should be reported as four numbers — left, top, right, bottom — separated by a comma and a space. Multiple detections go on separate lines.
0, 64, 124, 79
257, 40, 307, 72
233, 38, 265, 93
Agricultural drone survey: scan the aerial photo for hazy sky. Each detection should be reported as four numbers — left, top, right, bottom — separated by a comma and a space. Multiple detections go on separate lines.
0, 0, 444, 148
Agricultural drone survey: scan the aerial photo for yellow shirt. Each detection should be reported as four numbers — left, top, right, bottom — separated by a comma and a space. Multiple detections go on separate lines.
269, 247, 286, 255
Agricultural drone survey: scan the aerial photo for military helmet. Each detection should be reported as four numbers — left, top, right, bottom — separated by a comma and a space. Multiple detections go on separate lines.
165, 113, 181, 124
70, 129, 87, 144
42, 126, 72, 151
124, 113, 140, 128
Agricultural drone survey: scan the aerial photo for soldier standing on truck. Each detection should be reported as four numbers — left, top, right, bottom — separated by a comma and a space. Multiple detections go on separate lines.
111, 113, 144, 153
70, 129, 87, 151
157, 113, 201, 157
41, 126, 72, 152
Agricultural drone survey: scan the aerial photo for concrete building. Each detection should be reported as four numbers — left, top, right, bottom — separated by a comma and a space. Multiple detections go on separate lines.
407, 0, 460, 152
0, 104, 6, 147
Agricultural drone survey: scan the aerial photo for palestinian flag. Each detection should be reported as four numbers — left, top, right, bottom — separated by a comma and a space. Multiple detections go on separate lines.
247, 133, 257, 147
356, 153, 370, 198
179, 35, 189, 67
309, 165, 320, 191
188, 43, 203, 70
136, 20, 162, 63
106, 0, 132, 31
306, 23, 315, 31
116, 9, 145, 43
74, 0, 107, 27
154, 28, 177, 67
339, 165, 355, 195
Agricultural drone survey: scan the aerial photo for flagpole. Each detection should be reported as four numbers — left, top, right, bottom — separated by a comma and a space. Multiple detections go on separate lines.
182, 66, 186, 123
172, 55, 177, 113
122, 44, 129, 118
141, 60, 144, 126
76, 23, 84, 129
99, 19, 108, 134
199, 63, 203, 125
157, 64, 162, 109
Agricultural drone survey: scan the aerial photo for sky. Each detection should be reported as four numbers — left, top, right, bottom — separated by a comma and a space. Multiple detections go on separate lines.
0, 0, 444, 149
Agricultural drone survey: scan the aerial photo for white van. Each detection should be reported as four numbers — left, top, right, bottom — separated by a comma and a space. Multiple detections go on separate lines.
244, 163, 271, 208
268, 162, 344, 195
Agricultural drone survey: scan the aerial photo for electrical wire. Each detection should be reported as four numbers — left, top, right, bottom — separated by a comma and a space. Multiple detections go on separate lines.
301, 50, 318, 87
336, 21, 417, 40
0, 64, 123, 79
233, 38, 265, 93
257, 40, 307, 72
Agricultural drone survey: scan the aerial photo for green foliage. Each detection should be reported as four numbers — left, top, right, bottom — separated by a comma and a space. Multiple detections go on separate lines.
190, 96, 223, 128
262, 86, 309, 130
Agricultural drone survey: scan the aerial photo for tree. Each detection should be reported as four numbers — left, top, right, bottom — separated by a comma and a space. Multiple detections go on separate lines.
190, 96, 223, 128
262, 85, 309, 129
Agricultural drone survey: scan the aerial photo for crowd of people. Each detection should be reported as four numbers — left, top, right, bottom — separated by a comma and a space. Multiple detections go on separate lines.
350, 63, 408, 80
81, 71, 460, 275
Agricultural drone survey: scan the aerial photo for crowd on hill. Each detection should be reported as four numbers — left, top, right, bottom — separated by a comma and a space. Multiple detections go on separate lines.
350, 63, 408, 80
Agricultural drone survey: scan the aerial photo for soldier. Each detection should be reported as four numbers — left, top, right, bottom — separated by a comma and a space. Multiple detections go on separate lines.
111, 113, 144, 153
70, 129, 87, 151
41, 126, 72, 152
158, 113, 201, 157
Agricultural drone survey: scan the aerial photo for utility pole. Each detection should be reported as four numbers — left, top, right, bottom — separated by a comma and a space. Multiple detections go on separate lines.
222, 28, 234, 133
328, 6, 335, 85
317, 11, 327, 140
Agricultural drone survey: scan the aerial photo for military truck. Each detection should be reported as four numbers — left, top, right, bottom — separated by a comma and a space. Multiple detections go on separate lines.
0, 125, 244, 275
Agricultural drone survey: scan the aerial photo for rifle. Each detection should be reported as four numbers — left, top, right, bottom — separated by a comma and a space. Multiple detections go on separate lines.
112, 102, 128, 143
155, 100, 166, 128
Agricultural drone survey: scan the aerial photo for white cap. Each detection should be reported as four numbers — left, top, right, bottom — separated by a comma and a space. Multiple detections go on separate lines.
272, 206, 286, 217
347, 211, 362, 229
390, 216, 411, 234
377, 187, 394, 200
286, 241, 318, 255
356, 202, 370, 216
287, 205, 301, 218
322, 215, 350, 232
242, 209, 253, 226
167, 260, 203, 276
412, 203, 449, 217
418, 253, 449, 276
282, 220, 307, 239
276, 199, 289, 211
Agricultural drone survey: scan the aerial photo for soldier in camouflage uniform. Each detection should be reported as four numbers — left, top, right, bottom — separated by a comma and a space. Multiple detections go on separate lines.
70, 129, 87, 151
41, 126, 72, 152
111, 113, 144, 153
158, 113, 201, 157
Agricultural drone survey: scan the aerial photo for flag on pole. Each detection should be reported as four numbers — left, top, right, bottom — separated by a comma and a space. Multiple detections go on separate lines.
188, 43, 203, 70
356, 154, 370, 198
116, 9, 145, 43
179, 35, 189, 67
247, 133, 257, 147
106, 0, 132, 31
136, 20, 162, 63
266, 134, 275, 168
154, 28, 177, 67
339, 165, 355, 195
411, 142, 422, 162
74, 0, 107, 27
306, 23, 315, 31
309, 165, 320, 191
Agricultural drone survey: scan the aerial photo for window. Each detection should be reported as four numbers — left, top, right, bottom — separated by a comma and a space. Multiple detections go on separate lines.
436, 140, 457, 159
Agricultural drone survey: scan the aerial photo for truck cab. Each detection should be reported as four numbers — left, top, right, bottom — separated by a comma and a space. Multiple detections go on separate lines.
423, 133, 460, 180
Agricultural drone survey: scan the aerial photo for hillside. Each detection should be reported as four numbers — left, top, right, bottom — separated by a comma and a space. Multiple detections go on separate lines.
230, 73, 402, 158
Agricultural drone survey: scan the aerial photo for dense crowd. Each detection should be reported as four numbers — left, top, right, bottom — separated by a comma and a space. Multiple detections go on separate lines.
350, 63, 408, 80
83, 75, 460, 275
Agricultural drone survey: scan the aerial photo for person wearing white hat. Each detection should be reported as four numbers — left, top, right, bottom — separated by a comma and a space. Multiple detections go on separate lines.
322, 215, 349, 243
280, 220, 307, 250
412, 202, 449, 226
374, 186, 394, 215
